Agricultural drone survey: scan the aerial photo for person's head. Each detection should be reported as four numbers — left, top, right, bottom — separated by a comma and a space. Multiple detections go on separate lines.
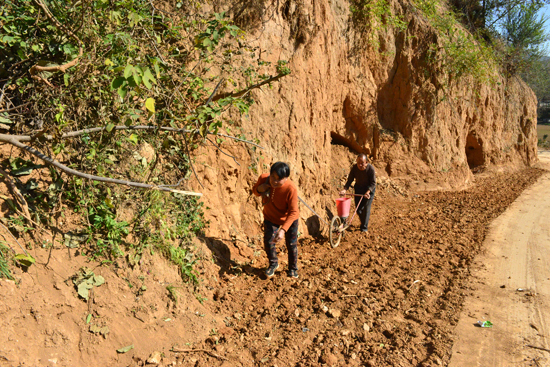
269, 161, 290, 187
356, 154, 369, 171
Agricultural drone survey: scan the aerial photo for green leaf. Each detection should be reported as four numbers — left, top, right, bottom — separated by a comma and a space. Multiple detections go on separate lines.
199, 124, 207, 137
111, 77, 125, 90
145, 98, 155, 113
145, 68, 156, 83
117, 345, 134, 354
14, 254, 35, 267
132, 72, 142, 86
154, 62, 160, 78
106, 123, 115, 132
0, 115, 13, 124
127, 134, 139, 144
124, 64, 134, 78
142, 68, 156, 89
10, 161, 42, 176
86, 314, 92, 324
142, 77, 152, 89
64, 73, 70, 87
118, 86, 128, 100
77, 282, 92, 300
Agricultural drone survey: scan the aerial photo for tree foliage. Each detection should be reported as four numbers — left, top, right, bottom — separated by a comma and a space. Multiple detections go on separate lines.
0, 0, 289, 278
0, 0, 290, 190
448, 0, 549, 74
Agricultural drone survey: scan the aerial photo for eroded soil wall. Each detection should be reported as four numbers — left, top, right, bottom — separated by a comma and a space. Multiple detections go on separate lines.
191, 0, 538, 247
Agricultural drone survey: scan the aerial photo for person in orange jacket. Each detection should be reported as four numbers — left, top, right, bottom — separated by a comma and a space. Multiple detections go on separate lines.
253, 162, 300, 278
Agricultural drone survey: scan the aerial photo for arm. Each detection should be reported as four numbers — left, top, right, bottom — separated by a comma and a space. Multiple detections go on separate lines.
252, 173, 270, 196
280, 187, 299, 232
367, 165, 376, 194
340, 166, 356, 195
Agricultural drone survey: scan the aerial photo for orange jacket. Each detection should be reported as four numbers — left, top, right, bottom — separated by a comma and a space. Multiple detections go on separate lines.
252, 173, 299, 231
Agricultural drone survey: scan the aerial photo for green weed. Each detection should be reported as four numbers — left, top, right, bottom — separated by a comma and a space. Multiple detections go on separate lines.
0, 242, 14, 280
350, 0, 408, 46
166, 284, 179, 305
415, 0, 497, 84
87, 202, 129, 260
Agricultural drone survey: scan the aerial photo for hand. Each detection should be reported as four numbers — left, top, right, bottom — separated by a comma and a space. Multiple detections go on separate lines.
364, 191, 371, 199
339, 189, 346, 196
259, 183, 270, 193
274, 228, 285, 243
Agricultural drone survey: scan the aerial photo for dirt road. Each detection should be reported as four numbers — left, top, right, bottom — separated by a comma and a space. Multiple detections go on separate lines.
450, 151, 550, 367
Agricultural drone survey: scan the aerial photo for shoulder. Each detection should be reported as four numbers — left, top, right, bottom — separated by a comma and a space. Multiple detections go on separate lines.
258, 173, 270, 181
285, 180, 298, 193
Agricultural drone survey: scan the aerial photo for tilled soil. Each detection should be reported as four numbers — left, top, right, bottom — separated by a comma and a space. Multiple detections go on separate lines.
190, 167, 545, 367
0, 167, 545, 367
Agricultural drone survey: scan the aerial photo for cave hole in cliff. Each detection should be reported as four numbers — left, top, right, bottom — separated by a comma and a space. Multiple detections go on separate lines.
465, 132, 485, 169
330, 132, 362, 154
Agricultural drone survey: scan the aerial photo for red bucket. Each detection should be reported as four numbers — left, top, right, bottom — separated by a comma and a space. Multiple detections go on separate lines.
335, 197, 351, 217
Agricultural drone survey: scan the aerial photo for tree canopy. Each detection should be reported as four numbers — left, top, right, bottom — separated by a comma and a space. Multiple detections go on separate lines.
0, 0, 289, 275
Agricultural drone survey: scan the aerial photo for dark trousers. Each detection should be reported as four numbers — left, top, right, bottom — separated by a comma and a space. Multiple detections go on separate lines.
355, 188, 375, 232
264, 219, 298, 271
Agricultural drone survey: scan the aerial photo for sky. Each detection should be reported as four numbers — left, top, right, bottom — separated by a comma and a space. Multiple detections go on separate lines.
541, 5, 550, 53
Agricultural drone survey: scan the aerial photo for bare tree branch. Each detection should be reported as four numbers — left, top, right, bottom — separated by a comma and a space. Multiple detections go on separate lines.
2, 135, 202, 196
3, 126, 266, 150
206, 77, 225, 106
206, 136, 240, 166
32, 0, 82, 45
30, 0, 84, 85
212, 73, 286, 102
0, 102, 32, 114
183, 134, 204, 189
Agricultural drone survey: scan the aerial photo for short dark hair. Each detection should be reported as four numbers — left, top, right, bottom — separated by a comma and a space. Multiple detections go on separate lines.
357, 153, 368, 161
270, 161, 290, 178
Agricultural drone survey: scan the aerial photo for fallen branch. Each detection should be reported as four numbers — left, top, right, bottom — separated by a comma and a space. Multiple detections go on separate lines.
171, 347, 228, 361
0, 167, 32, 221
0, 102, 32, 114
0, 222, 29, 256
527, 345, 550, 353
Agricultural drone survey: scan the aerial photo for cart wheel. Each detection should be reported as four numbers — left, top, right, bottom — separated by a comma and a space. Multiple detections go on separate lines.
330, 216, 343, 248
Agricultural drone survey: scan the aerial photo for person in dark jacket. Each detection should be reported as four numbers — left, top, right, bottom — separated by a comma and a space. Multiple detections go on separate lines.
339, 154, 376, 233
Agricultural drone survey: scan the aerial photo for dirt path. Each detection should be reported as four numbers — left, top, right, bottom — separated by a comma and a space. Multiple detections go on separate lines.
449, 151, 550, 367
